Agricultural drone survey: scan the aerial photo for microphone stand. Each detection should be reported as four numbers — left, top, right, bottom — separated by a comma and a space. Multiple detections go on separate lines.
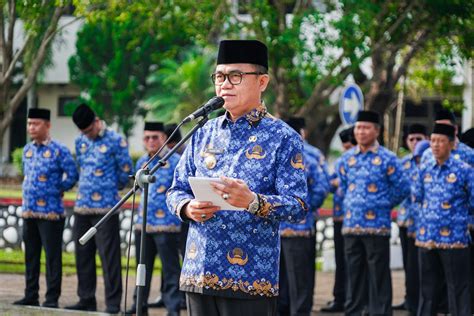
79, 116, 209, 316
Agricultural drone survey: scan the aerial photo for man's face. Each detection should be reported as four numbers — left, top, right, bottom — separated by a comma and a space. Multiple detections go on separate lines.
27, 119, 50, 141
80, 118, 101, 140
143, 131, 166, 154
406, 133, 427, 152
430, 134, 453, 161
214, 63, 269, 116
354, 122, 379, 147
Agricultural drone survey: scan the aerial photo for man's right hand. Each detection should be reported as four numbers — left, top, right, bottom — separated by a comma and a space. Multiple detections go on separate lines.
183, 200, 221, 222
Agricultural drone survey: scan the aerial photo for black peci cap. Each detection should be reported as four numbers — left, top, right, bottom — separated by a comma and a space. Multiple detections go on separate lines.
432, 123, 455, 139
435, 109, 456, 124
407, 123, 427, 135
339, 126, 356, 144
144, 121, 164, 132
28, 108, 50, 121
72, 104, 96, 129
356, 110, 380, 124
217, 40, 268, 70
164, 124, 182, 143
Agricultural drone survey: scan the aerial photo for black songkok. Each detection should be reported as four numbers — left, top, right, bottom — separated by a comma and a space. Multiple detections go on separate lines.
165, 124, 182, 143
72, 104, 96, 129
217, 40, 268, 70
28, 108, 50, 121
460, 128, 474, 149
284, 117, 305, 134
339, 126, 356, 145
408, 123, 427, 135
356, 110, 380, 124
432, 123, 455, 139
144, 121, 164, 132
435, 109, 456, 123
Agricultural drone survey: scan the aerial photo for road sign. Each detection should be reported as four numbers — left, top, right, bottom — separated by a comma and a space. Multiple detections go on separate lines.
339, 84, 364, 125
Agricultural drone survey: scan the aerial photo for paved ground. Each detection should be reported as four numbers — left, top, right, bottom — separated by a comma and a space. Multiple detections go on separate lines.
0, 270, 409, 315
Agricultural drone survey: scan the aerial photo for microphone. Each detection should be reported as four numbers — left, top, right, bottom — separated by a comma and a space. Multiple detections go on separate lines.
182, 96, 225, 123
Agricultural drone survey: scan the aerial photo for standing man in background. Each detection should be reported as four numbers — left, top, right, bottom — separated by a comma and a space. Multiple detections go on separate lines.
14, 108, 78, 308
278, 117, 330, 316
337, 111, 409, 315
415, 123, 473, 316
321, 126, 356, 313
393, 124, 428, 313
66, 104, 132, 314
126, 121, 182, 316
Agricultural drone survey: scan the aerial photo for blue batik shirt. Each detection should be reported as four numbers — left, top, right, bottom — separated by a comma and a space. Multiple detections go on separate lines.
304, 142, 330, 184
135, 151, 181, 233
167, 105, 308, 299
279, 148, 329, 237
413, 156, 474, 249
331, 158, 345, 222
397, 154, 420, 237
422, 141, 474, 230
337, 143, 410, 236
74, 124, 133, 214
22, 138, 78, 220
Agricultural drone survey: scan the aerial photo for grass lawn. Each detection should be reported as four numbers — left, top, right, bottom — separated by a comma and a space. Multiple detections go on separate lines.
0, 249, 161, 276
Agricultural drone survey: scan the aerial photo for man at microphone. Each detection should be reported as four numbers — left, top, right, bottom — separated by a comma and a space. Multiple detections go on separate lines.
166, 39, 308, 315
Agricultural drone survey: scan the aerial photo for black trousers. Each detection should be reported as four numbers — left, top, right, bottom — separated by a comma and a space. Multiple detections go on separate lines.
399, 227, 419, 313
133, 231, 182, 313
278, 236, 316, 316
73, 213, 122, 309
187, 292, 278, 316
333, 221, 346, 305
417, 247, 471, 316
344, 235, 392, 316
22, 218, 64, 303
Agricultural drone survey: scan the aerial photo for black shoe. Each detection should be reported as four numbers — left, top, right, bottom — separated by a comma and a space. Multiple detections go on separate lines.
65, 300, 97, 311
167, 311, 180, 316
13, 297, 39, 306
392, 301, 407, 310
105, 306, 121, 314
147, 296, 165, 308
320, 301, 344, 313
41, 301, 58, 308
125, 305, 148, 315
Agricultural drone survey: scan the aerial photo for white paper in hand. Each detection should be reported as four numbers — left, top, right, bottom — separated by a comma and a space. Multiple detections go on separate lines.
188, 177, 244, 210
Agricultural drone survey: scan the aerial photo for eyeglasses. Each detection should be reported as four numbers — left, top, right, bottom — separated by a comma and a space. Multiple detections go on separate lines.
211, 71, 265, 85
408, 136, 424, 142
143, 135, 160, 141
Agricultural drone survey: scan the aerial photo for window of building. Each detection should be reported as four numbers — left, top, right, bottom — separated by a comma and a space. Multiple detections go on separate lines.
57, 96, 79, 117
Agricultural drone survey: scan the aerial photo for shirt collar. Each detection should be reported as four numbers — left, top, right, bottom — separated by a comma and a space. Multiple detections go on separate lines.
98, 120, 107, 138
354, 141, 379, 154
33, 136, 51, 146
220, 103, 268, 129
430, 155, 454, 169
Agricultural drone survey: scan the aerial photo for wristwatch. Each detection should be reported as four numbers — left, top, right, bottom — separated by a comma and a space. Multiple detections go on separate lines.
247, 193, 260, 215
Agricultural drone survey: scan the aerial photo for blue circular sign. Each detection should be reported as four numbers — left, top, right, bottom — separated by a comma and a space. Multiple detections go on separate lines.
339, 84, 364, 125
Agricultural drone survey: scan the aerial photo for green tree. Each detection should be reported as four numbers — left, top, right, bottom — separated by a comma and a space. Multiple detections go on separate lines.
232, 0, 474, 152
145, 49, 215, 123
69, 0, 228, 137
0, 0, 74, 146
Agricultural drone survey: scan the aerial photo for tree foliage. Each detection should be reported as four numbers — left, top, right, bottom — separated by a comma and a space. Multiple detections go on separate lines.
231, 0, 474, 152
0, 0, 73, 146
69, 0, 228, 136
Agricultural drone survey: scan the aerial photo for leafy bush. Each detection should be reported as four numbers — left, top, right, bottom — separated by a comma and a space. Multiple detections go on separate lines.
11, 147, 23, 176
